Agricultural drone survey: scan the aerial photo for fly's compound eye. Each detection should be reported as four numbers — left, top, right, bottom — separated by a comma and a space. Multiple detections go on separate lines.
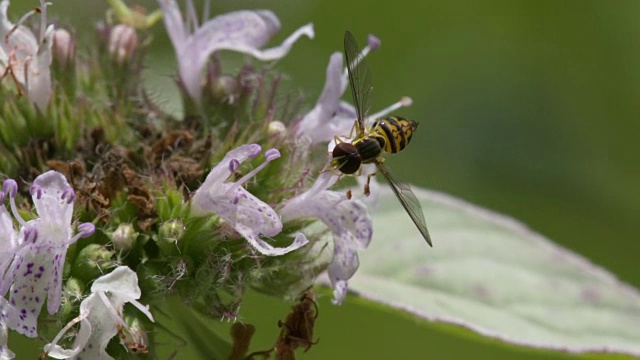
332, 143, 361, 174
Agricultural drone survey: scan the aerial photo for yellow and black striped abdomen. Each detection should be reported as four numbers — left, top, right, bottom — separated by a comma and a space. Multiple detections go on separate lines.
371, 116, 418, 153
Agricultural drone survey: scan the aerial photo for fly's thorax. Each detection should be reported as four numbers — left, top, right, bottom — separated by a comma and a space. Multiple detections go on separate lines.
332, 142, 361, 174
354, 136, 383, 164
372, 116, 418, 153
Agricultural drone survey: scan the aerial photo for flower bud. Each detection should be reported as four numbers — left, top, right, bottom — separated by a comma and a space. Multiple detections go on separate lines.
72, 244, 116, 283
52, 28, 75, 67
210, 75, 239, 103
268, 120, 287, 137
157, 219, 185, 255
111, 223, 138, 251
108, 24, 138, 64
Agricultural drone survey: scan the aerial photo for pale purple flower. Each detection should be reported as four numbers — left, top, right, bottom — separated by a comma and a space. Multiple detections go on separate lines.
191, 144, 308, 256
0, 0, 54, 111
157, 0, 314, 102
296, 34, 388, 145
280, 172, 373, 305
0, 171, 95, 338
43, 266, 154, 359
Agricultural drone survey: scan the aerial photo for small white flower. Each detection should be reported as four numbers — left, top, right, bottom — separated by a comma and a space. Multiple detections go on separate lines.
191, 144, 308, 256
43, 266, 154, 359
0, 0, 54, 111
280, 172, 373, 305
0, 171, 95, 338
157, 0, 314, 102
0, 297, 18, 360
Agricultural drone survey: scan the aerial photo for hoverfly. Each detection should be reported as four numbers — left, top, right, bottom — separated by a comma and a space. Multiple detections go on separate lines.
329, 31, 432, 246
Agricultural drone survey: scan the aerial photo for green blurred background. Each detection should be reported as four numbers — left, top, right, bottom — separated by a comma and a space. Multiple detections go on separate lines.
13, 0, 639, 358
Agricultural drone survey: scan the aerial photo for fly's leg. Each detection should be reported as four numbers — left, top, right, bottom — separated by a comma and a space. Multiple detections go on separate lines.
364, 172, 377, 196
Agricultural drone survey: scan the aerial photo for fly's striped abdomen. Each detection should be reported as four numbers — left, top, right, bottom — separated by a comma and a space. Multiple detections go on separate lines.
372, 116, 418, 153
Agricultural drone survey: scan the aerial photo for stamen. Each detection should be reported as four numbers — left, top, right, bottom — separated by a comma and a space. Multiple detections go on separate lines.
202, 0, 211, 25
61, 188, 75, 204
97, 291, 130, 331
24, 227, 38, 244
29, 184, 42, 200
367, 34, 381, 51
229, 159, 240, 173
185, 0, 199, 32
3, 180, 18, 199
4, 180, 25, 226
67, 223, 96, 245
226, 148, 281, 193
341, 33, 381, 79
42, 309, 90, 356
248, 143, 262, 158
367, 96, 413, 121
39, 1, 52, 41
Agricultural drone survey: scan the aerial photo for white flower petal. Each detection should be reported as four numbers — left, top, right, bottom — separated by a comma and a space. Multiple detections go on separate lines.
0, 297, 17, 359
44, 266, 153, 359
0, 206, 18, 276
91, 265, 142, 299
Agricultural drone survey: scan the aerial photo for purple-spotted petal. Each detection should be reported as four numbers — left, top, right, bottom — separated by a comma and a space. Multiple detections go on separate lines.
281, 173, 373, 304
192, 144, 305, 256
0, 171, 89, 338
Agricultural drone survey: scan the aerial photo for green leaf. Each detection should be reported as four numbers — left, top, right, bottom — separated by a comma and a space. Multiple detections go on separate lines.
347, 187, 640, 357
154, 296, 233, 359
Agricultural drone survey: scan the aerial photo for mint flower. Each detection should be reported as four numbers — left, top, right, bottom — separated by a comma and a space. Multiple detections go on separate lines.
0, 297, 17, 360
0, 196, 19, 360
191, 144, 309, 256
43, 266, 154, 359
296, 34, 381, 145
157, 0, 314, 102
0, 0, 54, 111
0, 171, 95, 338
281, 172, 373, 304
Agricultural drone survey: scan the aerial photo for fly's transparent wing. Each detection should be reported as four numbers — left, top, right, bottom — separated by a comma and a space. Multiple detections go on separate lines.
376, 162, 433, 246
344, 31, 373, 134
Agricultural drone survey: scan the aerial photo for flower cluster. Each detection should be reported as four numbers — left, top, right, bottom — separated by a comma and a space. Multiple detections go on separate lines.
0, 0, 414, 357
0, 171, 96, 354
0, 0, 54, 111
